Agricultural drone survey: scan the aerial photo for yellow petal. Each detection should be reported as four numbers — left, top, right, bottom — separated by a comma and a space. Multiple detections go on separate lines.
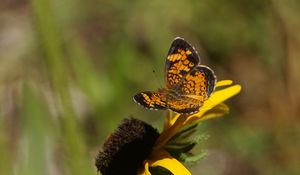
216, 80, 233, 87
204, 84, 241, 110
189, 84, 241, 119
138, 162, 151, 175
186, 103, 229, 124
164, 110, 175, 130
167, 113, 180, 128
148, 149, 191, 175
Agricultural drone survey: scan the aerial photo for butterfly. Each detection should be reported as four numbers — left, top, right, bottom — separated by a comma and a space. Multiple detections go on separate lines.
133, 37, 216, 114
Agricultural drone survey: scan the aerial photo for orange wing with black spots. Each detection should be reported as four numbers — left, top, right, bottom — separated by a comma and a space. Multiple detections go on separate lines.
134, 90, 201, 114
180, 65, 216, 99
165, 37, 200, 89
165, 66, 216, 113
133, 91, 167, 111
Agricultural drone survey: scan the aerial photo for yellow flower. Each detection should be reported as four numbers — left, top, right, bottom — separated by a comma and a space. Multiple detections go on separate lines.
138, 80, 242, 175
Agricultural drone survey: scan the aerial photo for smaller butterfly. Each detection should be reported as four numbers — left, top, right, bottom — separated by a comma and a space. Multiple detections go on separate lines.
133, 37, 216, 114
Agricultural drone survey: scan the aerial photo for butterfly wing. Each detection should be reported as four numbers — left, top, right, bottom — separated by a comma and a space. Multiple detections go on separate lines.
133, 91, 168, 111
167, 66, 216, 114
133, 91, 200, 113
165, 37, 200, 89
181, 65, 216, 100
166, 94, 201, 114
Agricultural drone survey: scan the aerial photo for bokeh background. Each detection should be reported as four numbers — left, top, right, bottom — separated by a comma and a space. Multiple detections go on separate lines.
0, 0, 299, 175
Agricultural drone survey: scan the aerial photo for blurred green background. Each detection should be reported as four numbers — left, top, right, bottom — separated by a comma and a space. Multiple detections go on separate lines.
0, 0, 299, 175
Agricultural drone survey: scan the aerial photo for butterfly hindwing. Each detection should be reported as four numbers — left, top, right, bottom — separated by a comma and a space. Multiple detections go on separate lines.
166, 95, 201, 114
165, 37, 200, 89
180, 65, 216, 99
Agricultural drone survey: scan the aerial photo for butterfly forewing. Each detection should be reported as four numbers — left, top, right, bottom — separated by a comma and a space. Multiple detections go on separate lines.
165, 37, 200, 89
133, 91, 168, 110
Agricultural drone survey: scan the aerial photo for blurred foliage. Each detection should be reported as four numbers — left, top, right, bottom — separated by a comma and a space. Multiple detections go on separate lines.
0, 0, 300, 175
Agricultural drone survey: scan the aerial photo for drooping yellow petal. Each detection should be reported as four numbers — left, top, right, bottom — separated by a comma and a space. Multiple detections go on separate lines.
216, 80, 233, 87
202, 84, 241, 111
167, 113, 180, 128
148, 149, 191, 175
186, 103, 229, 125
185, 84, 241, 124
138, 162, 151, 175
164, 110, 175, 131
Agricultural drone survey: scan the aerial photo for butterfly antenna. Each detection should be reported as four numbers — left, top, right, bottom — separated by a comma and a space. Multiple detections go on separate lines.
152, 70, 163, 89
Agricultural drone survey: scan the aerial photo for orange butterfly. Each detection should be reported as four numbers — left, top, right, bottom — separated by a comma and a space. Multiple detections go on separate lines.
134, 37, 216, 114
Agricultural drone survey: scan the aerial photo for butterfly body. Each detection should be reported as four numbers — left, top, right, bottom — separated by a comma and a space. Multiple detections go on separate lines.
134, 37, 216, 114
